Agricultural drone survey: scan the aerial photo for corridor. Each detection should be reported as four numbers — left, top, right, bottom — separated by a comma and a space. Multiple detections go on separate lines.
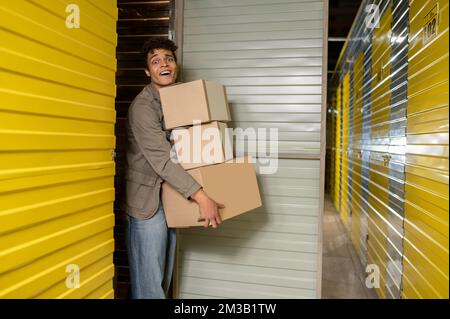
322, 196, 378, 299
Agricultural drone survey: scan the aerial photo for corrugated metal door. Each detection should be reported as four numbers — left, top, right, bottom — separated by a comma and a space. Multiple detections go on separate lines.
0, 0, 117, 298
403, 0, 449, 299
176, 0, 327, 298
351, 52, 364, 257
334, 85, 342, 210
328, 0, 448, 298
340, 73, 350, 228
325, 94, 336, 196
366, 3, 393, 299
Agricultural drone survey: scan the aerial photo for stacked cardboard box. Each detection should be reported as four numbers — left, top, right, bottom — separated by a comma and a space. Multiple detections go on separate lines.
159, 79, 262, 227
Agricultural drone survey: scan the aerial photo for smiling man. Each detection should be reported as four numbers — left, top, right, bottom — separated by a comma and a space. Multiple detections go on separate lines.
125, 38, 223, 299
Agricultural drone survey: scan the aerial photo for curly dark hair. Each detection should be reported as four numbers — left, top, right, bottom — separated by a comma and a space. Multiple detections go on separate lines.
141, 37, 178, 69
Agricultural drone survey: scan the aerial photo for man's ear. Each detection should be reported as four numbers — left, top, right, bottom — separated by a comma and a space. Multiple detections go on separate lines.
144, 68, 151, 77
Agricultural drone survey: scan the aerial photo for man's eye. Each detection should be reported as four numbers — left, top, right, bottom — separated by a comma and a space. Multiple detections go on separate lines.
168, 57, 174, 62
151, 60, 159, 65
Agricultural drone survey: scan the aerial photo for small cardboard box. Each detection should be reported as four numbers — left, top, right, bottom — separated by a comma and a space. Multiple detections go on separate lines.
162, 157, 262, 228
160, 79, 231, 129
170, 121, 233, 170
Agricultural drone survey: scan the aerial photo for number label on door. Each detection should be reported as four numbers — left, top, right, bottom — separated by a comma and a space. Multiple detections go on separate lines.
423, 4, 439, 45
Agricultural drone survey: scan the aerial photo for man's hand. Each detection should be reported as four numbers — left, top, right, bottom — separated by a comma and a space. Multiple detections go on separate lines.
191, 189, 224, 228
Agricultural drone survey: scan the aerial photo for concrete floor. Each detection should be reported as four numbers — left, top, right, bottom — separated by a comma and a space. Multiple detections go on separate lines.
321, 196, 378, 299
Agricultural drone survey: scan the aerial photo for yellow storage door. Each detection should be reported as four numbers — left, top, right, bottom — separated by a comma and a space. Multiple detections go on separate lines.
328, 94, 336, 201
0, 0, 117, 298
351, 52, 365, 256
334, 85, 342, 210
403, 0, 449, 299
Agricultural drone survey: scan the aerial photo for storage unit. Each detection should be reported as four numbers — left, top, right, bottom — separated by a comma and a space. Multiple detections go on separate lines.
325, 94, 336, 196
366, 3, 392, 299
403, 0, 449, 299
328, 0, 448, 299
334, 85, 342, 211
0, 0, 118, 298
350, 52, 365, 258
175, 0, 328, 298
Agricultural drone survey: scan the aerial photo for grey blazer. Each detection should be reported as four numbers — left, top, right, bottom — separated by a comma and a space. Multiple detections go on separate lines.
125, 84, 201, 219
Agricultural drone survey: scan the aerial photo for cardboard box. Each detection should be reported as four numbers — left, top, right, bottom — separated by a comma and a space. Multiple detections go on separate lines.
170, 121, 233, 170
160, 79, 231, 129
162, 157, 262, 228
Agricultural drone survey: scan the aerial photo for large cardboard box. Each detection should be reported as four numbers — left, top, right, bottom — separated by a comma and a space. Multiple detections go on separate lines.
160, 79, 231, 129
162, 157, 262, 228
170, 121, 233, 170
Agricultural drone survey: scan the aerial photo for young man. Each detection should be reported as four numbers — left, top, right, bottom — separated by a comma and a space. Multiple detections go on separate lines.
125, 38, 223, 299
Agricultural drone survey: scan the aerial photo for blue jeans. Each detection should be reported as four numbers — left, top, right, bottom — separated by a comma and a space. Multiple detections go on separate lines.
125, 202, 176, 299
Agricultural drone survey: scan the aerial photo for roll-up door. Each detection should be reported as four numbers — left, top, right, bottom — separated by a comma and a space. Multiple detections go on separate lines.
403, 0, 449, 299
0, 0, 117, 298
351, 52, 365, 258
367, 3, 393, 299
329, 0, 448, 299
175, 0, 327, 298
334, 84, 342, 211
340, 73, 351, 228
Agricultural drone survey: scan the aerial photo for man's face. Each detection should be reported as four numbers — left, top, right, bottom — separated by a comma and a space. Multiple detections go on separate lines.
145, 48, 178, 89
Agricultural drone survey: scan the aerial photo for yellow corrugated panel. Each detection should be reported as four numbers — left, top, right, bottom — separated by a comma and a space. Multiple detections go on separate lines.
403, 0, 449, 299
351, 52, 365, 254
0, 0, 117, 298
332, 94, 337, 203
366, 4, 393, 299
327, 94, 334, 199
334, 85, 342, 210
351, 156, 363, 254
340, 73, 350, 227
371, 3, 393, 140
329, 97, 336, 200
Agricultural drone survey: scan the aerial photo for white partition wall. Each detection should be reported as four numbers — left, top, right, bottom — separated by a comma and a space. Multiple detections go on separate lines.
175, 0, 328, 298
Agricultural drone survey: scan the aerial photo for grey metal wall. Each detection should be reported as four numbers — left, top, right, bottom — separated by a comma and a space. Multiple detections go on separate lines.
176, 0, 327, 298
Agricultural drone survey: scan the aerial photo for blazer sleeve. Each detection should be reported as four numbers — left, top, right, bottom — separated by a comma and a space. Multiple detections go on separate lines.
128, 96, 201, 199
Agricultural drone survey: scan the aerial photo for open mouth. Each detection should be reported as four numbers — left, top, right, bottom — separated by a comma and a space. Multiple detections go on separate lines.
159, 70, 172, 76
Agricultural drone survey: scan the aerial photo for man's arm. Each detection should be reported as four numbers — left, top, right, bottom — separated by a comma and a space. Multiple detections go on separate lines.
129, 97, 200, 198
